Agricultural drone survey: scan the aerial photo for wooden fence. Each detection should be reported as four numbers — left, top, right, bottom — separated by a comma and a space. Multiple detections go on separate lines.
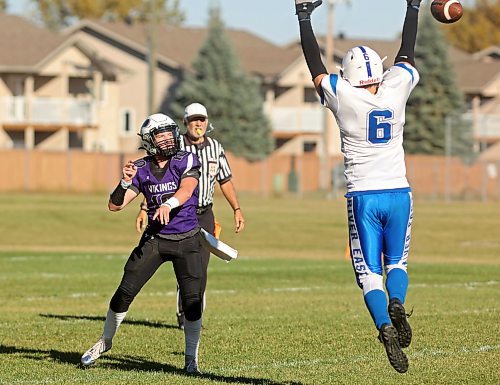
1, 150, 499, 200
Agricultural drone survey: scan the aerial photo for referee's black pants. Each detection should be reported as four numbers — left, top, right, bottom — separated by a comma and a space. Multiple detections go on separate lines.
177, 207, 214, 316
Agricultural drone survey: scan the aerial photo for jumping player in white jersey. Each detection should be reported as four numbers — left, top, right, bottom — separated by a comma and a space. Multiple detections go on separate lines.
295, 0, 422, 373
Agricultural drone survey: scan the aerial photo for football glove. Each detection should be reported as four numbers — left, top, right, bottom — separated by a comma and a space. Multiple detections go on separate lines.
407, 0, 422, 7
295, 0, 323, 20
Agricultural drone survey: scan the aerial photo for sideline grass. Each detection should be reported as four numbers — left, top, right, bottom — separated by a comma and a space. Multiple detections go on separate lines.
0, 193, 499, 384
1, 192, 500, 263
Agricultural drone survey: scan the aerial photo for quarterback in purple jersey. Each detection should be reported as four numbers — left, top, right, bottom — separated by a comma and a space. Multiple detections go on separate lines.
80, 113, 204, 375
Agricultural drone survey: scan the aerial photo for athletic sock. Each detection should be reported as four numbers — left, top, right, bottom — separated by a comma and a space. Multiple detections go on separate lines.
102, 308, 127, 342
184, 318, 202, 362
364, 289, 391, 330
386, 268, 409, 303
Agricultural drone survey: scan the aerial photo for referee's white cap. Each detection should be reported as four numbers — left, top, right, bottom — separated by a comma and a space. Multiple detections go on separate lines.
184, 103, 208, 119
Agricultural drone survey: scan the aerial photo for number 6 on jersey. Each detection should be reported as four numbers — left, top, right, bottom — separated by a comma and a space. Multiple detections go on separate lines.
367, 109, 394, 144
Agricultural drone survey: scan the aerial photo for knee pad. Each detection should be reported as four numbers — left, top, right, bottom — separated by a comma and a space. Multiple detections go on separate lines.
182, 293, 203, 321
110, 286, 136, 313
385, 263, 407, 275
359, 273, 384, 295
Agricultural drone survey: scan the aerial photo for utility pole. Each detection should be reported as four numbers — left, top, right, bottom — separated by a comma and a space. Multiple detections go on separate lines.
147, 0, 157, 115
320, 0, 348, 192
444, 116, 452, 202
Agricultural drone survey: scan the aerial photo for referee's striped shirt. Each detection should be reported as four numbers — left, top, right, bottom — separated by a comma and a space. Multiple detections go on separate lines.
180, 135, 232, 207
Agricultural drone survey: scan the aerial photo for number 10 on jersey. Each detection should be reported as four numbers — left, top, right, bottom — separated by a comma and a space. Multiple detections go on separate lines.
367, 109, 394, 144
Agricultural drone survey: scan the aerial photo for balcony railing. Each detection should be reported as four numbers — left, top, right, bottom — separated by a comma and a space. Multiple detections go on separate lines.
267, 106, 325, 134
0, 97, 96, 126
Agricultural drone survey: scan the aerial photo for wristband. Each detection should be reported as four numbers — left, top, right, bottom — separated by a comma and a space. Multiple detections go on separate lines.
120, 178, 132, 189
110, 182, 128, 206
161, 197, 180, 209
234, 207, 241, 212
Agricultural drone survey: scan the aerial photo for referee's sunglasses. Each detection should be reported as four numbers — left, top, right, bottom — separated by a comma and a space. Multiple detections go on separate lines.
187, 116, 206, 123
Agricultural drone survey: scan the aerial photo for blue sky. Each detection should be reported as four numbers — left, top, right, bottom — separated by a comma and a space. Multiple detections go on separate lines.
10, 0, 476, 46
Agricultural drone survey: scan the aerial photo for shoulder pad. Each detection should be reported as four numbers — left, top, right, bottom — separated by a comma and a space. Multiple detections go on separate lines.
172, 150, 191, 161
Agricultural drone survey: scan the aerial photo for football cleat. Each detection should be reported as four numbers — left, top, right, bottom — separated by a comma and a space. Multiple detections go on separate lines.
388, 298, 412, 348
378, 324, 409, 373
80, 337, 112, 367
184, 355, 201, 375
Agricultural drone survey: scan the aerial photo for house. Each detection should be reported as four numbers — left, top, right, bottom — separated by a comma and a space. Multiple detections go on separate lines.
0, 14, 123, 152
63, 19, 500, 157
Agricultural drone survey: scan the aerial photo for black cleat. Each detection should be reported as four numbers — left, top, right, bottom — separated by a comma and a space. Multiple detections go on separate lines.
378, 324, 409, 373
388, 298, 412, 348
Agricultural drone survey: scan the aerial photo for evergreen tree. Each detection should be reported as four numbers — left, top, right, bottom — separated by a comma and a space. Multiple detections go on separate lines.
404, 11, 473, 158
171, 7, 273, 161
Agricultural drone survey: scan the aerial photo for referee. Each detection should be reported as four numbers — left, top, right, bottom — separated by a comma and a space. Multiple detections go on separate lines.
136, 102, 245, 328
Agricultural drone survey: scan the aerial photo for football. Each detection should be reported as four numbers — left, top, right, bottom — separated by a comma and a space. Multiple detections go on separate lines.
430, 0, 463, 24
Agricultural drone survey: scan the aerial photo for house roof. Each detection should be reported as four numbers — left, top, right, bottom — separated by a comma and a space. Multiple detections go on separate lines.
0, 13, 66, 69
66, 19, 299, 79
2, 13, 498, 95
0, 14, 119, 77
453, 59, 500, 95
473, 45, 500, 61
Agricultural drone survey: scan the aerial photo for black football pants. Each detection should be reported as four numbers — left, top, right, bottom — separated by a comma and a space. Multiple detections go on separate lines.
110, 231, 206, 321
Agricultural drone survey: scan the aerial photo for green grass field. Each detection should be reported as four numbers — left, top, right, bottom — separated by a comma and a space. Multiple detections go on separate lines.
0, 193, 499, 384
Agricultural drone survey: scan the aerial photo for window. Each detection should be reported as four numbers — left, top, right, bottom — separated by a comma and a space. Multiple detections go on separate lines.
69, 131, 83, 149
304, 87, 318, 103
121, 109, 135, 134
303, 141, 317, 152
5, 130, 24, 148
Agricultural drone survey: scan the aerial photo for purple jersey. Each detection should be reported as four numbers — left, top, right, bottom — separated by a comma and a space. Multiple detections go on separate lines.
130, 152, 201, 235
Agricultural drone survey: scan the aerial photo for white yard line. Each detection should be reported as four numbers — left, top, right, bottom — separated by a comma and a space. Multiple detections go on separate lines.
216, 344, 500, 373
15, 279, 499, 302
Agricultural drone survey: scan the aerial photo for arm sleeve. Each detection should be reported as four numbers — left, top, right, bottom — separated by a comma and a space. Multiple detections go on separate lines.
131, 173, 140, 192
299, 18, 327, 80
395, 5, 420, 66
180, 153, 201, 180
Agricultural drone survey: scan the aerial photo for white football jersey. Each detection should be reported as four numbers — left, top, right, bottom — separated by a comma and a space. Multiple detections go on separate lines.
321, 63, 420, 194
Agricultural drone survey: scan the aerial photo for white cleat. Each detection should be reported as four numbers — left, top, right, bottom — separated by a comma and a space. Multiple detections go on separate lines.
80, 337, 112, 367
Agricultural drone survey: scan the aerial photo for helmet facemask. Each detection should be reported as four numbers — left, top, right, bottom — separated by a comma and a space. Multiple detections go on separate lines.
151, 125, 180, 157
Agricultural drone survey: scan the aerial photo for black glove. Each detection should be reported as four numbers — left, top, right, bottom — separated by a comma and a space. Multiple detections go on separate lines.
295, 0, 323, 21
407, 0, 422, 8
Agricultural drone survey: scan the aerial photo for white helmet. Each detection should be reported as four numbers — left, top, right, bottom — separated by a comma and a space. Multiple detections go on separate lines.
138, 113, 180, 157
339, 46, 386, 87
